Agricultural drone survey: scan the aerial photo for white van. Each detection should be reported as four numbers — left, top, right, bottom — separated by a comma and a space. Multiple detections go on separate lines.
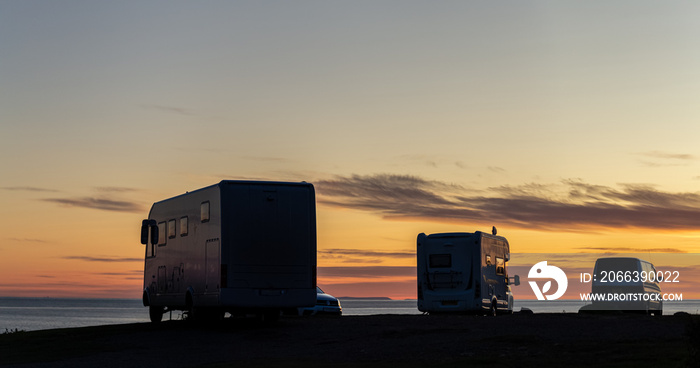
140, 180, 317, 322
417, 230, 519, 315
584, 257, 662, 315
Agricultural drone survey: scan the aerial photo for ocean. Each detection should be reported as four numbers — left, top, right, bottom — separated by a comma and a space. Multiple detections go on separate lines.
1, 297, 699, 332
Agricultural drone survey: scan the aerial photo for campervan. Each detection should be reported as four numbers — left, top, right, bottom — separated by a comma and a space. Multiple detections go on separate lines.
140, 180, 317, 322
584, 257, 662, 315
417, 230, 519, 315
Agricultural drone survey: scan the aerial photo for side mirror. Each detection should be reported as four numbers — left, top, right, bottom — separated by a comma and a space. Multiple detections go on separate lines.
513, 275, 520, 286
141, 219, 158, 245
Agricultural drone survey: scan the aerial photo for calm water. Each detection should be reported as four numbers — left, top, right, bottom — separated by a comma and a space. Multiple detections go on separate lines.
0, 298, 147, 332
1, 297, 699, 332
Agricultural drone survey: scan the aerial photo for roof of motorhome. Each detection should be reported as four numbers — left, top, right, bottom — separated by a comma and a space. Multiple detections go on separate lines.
594, 257, 652, 265
595, 257, 648, 262
424, 232, 509, 243
148, 180, 314, 207
426, 231, 506, 238
426, 232, 476, 238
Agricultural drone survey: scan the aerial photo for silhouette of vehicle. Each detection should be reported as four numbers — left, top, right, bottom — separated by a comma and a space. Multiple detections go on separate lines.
580, 257, 663, 316
140, 180, 317, 323
297, 286, 342, 316
417, 230, 520, 315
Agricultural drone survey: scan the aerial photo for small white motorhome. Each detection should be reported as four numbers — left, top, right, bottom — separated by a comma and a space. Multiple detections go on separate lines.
417, 230, 518, 315
140, 180, 317, 322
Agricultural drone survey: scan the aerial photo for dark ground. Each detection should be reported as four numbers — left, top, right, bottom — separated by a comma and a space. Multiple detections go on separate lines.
1, 313, 698, 368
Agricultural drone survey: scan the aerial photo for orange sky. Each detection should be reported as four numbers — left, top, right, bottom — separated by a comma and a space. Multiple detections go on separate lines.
2, 2, 700, 302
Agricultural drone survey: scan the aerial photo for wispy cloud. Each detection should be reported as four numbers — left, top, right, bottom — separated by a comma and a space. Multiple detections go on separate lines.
62, 256, 142, 262
7, 237, 48, 243
319, 248, 414, 263
43, 197, 144, 213
94, 186, 141, 193
317, 174, 463, 208
1, 186, 59, 192
41, 186, 145, 213
636, 151, 696, 167
318, 266, 415, 278
241, 156, 291, 162
321, 249, 414, 258
315, 266, 416, 298
639, 151, 696, 160
316, 174, 700, 231
395, 154, 476, 170
95, 270, 143, 276
576, 246, 687, 253
141, 104, 197, 116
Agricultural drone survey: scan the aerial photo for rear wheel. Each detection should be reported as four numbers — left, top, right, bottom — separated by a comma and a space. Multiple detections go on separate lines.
489, 300, 497, 317
149, 305, 164, 323
184, 293, 195, 321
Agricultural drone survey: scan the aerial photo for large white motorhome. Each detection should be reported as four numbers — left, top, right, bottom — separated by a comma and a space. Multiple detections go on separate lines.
140, 180, 317, 322
417, 230, 519, 315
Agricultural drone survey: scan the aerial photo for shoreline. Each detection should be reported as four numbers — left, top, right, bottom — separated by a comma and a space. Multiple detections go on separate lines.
2, 313, 697, 367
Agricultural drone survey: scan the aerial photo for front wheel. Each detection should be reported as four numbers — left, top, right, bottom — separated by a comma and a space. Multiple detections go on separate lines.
149, 305, 164, 323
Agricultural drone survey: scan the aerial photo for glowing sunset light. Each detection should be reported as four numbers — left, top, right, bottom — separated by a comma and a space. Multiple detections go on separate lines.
2, 2, 700, 302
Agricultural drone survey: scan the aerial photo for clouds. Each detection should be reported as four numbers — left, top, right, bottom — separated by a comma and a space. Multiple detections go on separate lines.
318, 266, 415, 278
320, 248, 414, 264
317, 174, 464, 210
42, 187, 145, 213
576, 246, 687, 253
2, 185, 145, 213
316, 174, 700, 231
42, 197, 144, 213
639, 151, 695, 161
637, 150, 696, 167
317, 266, 416, 298
140, 104, 198, 116
1, 186, 59, 193
62, 256, 142, 262
7, 237, 48, 243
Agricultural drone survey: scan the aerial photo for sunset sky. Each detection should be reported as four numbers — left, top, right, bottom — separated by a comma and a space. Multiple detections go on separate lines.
2, 1, 700, 300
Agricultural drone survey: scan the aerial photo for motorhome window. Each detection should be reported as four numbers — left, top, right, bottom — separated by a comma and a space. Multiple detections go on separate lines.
180, 216, 188, 236
643, 262, 659, 284
486, 255, 492, 266
201, 201, 210, 223
157, 222, 166, 246
595, 258, 638, 273
429, 254, 451, 268
496, 257, 505, 275
168, 219, 176, 239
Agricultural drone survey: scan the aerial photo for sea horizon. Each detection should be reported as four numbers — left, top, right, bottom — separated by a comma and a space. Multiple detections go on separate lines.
3, 297, 699, 332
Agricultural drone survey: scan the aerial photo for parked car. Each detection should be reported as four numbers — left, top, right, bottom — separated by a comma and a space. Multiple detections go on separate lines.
298, 287, 342, 316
